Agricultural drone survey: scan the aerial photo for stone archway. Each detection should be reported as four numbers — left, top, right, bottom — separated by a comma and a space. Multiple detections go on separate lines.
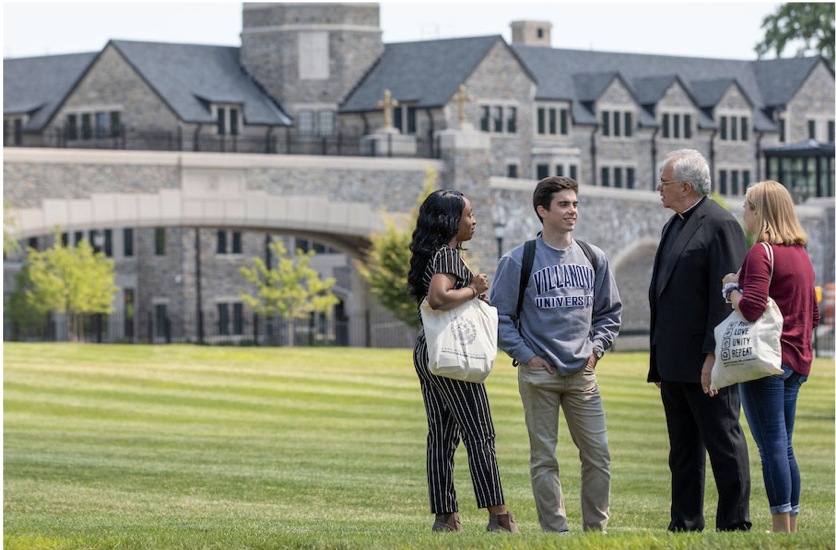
610, 238, 657, 350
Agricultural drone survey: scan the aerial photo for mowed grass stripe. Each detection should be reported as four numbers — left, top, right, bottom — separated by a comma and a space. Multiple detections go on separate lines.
4, 343, 834, 550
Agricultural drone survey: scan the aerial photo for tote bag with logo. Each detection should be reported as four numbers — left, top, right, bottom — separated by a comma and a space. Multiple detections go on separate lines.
711, 243, 784, 390
420, 297, 498, 383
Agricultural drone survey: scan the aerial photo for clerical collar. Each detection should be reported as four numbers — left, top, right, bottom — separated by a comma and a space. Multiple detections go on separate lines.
677, 196, 705, 220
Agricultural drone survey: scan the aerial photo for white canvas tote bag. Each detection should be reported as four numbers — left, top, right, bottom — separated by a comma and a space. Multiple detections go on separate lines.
420, 297, 498, 383
711, 243, 784, 390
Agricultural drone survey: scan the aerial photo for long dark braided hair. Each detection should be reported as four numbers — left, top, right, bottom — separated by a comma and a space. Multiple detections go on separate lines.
407, 189, 466, 303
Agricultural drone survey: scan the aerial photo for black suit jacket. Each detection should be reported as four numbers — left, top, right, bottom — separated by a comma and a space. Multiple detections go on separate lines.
648, 198, 748, 384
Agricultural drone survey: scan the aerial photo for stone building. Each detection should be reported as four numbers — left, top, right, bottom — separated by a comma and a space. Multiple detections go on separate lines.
4, 2, 834, 346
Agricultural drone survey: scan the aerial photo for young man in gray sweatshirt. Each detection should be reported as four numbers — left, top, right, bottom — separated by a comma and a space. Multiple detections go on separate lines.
489, 176, 622, 533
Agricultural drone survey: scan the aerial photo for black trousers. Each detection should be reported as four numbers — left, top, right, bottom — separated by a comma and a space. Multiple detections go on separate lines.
660, 381, 752, 531
413, 334, 505, 514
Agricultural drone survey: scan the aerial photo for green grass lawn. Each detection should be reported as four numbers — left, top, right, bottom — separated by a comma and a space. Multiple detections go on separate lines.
4, 343, 834, 550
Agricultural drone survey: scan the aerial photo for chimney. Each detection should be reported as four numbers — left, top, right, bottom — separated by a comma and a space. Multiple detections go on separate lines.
510, 20, 552, 47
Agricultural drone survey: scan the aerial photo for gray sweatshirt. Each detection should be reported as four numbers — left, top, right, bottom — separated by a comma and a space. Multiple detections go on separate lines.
489, 236, 622, 376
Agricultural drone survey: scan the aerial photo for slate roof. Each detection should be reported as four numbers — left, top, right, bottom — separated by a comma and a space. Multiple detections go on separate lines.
340, 35, 536, 113
4, 52, 97, 131
511, 45, 825, 132
3, 40, 291, 131
110, 40, 291, 126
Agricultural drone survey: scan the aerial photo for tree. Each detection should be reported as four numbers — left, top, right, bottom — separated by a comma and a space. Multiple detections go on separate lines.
239, 238, 339, 346
357, 168, 436, 329
4, 199, 21, 256
755, 3, 835, 68
12, 237, 117, 341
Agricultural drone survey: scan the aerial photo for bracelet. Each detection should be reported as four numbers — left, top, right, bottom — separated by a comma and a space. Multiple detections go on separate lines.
722, 282, 739, 303
467, 285, 477, 299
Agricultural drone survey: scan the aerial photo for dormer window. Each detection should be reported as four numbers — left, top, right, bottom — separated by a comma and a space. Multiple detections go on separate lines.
214, 105, 241, 136
719, 114, 748, 141
3, 115, 26, 146
600, 109, 633, 138
660, 111, 693, 140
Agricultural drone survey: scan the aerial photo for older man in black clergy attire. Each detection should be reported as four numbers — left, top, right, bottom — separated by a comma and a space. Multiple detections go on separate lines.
648, 148, 752, 532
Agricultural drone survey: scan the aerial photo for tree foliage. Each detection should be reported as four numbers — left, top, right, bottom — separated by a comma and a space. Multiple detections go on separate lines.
239, 239, 339, 345
10, 237, 117, 341
358, 168, 436, 329
4, 199, 21, 256
755, 3, 835, 68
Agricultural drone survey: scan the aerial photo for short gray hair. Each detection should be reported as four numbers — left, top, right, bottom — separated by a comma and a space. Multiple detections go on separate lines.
663, 149, 711, 197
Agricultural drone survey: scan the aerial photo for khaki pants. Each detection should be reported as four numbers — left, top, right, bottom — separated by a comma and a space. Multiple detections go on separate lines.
518, 364, 611, 532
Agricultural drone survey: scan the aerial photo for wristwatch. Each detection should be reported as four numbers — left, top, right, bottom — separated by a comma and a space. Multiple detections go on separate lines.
594, 347, 604, 360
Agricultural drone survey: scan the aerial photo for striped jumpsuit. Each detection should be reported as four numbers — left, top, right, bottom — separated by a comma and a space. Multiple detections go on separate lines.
413, 245, 506, 514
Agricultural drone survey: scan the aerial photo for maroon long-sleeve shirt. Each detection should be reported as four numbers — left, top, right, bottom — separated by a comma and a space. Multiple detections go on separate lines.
738, 243, 820, 376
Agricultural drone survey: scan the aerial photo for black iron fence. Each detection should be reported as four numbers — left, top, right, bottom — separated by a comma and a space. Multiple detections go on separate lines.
5, 306, 417, 349
13, 127, 441, 159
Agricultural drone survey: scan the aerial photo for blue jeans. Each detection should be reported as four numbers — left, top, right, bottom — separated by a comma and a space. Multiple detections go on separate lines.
739, 365, 807, 516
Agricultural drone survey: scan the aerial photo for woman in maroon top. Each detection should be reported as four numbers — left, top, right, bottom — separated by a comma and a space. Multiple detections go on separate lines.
721, 180, 820, 533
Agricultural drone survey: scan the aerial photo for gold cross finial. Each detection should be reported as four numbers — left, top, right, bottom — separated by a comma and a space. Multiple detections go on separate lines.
377, 89, 400, 130
451, 84, 475, 125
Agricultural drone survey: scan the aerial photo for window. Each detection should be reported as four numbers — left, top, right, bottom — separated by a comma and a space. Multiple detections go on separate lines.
601, 164, 636, 188
601, 109, 633, 138
218, 303, 230, 336
556, 164, 564, 177
81, 113, 92, 140
95, 112, 107, 139
104, 229, 112, 257
536, 164, 549, 180
232, 231, 242, 254
718, 169, 750, 196
65, 110, 121, 141
318, 110, 336, 136
124, 288, 135, 339
217, 230, 227, 254
218, 302, 244, 336
123, 228, 134, 257
394, 106, 417, 135
829, 120, 835, 143
493, 106, 503, 133
569, 165, 578, 181
28, 237, 38, 250
297, 110, 315, 135
478, 103, 516, 135
217, 231, 242, 255
507, 164, 518, 178
537, 105, 570, 137
4, 116, 25, 145
155, 304, 168, 338
719, 114, 749, 141
662, 111, 692, 140
560, 109, 568, 135
549, 108, 557, 135
110, 112, 121, 138
66, 114, 78, 140
779, 119, 786, 142
155, 227, 165, 256
61, 232, 69, 247
808, 120, 816, 140
215, 105, 240, 136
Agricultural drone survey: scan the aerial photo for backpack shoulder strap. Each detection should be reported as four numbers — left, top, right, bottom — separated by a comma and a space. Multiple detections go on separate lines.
512, 239, 537, 367
575, 239, 598, 275
515, 239, 537, 320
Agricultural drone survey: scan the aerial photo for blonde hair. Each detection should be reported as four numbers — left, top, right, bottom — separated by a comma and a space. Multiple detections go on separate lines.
745, 180, 807, 246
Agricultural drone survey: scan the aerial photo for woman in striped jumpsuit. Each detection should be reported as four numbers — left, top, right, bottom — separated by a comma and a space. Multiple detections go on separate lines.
407, 189, 518, 533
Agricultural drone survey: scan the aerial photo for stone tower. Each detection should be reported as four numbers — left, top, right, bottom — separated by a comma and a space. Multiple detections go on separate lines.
510, 20, 552, 47
240, 3, 384, 118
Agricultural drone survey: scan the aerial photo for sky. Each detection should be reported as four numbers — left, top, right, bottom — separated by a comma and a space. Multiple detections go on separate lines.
2, 1, 791, 62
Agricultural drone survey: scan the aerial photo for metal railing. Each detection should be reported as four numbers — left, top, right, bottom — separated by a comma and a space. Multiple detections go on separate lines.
9, 127, 441, 159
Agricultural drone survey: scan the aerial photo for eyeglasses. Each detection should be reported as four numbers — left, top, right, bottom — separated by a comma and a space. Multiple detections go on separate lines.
659, 179, 686, 187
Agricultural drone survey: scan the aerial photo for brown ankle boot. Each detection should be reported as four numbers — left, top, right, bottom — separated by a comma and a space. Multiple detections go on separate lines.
432, 512, 463, 532
487, 511, 519, 533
